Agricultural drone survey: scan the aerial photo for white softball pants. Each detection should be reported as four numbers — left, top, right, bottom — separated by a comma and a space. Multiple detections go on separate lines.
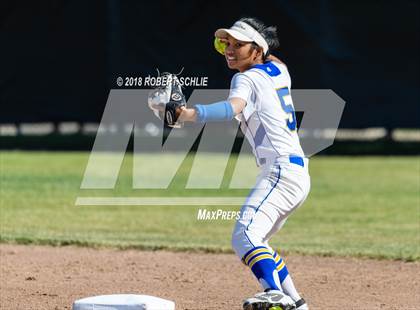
232, 156, 311, 259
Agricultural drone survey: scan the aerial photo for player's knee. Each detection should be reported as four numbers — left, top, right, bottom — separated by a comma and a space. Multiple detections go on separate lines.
231, 227, 254, 258
231, 227, 263, 259
231, 229, 243, 257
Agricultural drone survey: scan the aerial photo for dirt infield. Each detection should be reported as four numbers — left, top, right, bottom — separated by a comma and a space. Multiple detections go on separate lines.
1, 245, 418, 310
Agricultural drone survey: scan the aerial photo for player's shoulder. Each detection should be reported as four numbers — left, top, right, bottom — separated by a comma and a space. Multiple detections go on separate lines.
230, 71, 254, 88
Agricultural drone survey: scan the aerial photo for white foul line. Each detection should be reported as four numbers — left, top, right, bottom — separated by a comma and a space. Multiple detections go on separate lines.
75, 197, 247, 206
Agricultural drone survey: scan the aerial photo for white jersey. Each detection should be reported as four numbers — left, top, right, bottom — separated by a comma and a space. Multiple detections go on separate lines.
228, 61, 304, 166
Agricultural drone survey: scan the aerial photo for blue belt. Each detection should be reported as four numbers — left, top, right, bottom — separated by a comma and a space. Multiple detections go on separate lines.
289, 155, 304, 167
258, 155, 305, 167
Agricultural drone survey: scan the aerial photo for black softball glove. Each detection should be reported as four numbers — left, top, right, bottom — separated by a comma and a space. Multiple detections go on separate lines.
148, 73, 186, 128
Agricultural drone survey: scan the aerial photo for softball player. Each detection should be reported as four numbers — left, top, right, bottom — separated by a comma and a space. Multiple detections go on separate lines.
178, 17, 310, 310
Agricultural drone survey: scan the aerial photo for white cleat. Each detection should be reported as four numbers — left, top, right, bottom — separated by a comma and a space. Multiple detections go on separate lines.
243, 290, 296, 310
295, 298, 308, 310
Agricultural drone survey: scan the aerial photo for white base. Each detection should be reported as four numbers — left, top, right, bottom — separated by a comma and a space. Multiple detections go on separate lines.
72, 294, 175, 310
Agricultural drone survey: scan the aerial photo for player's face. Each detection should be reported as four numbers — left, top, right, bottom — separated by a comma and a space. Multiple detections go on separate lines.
222, 35, 263, 72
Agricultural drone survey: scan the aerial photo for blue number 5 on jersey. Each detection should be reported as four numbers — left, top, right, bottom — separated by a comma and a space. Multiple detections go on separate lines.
276, 87, 297, 131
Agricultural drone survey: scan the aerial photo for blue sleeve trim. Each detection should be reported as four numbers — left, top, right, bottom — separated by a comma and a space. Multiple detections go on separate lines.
194, 101, 234, 123
252, 61, 281, 77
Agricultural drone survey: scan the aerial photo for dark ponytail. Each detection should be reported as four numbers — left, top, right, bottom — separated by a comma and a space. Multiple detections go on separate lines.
240, 17, 279, 61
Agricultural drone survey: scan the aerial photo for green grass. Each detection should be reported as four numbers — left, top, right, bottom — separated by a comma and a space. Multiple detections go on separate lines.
0, 151, 419, 261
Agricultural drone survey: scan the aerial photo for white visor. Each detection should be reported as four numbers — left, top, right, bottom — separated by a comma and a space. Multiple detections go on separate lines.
215, 21, 269, 55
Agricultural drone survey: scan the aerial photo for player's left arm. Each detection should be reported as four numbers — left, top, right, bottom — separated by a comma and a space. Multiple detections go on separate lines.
230, 97, 247, 114
179, 97, 246, 123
